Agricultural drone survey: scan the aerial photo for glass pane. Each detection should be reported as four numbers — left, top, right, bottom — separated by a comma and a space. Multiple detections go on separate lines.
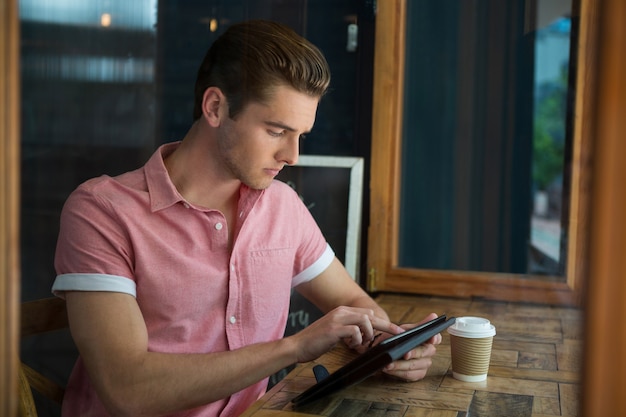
20, 0, 159, 301
19, 2, 158, 414
398, 0, 576, 279
20, 0, 371, 302
19, 0, 373, 409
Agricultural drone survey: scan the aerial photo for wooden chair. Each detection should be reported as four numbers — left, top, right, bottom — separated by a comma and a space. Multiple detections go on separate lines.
19, 297, 69, 417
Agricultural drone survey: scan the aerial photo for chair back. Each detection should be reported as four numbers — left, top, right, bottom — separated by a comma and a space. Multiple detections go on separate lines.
19, 297, 69, 417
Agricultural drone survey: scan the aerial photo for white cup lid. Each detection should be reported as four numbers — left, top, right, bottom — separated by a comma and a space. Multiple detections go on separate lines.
447, 316, 496, 338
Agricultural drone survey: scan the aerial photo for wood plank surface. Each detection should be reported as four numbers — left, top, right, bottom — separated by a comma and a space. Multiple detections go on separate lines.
240, 294, 582, 417
467, 391, 533, 417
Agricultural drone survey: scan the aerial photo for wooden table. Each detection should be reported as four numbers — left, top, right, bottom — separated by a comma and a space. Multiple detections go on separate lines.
240, 294, 582, 417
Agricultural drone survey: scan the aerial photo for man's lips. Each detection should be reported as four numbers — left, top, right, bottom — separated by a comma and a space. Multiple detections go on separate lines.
265, 167, 282, 177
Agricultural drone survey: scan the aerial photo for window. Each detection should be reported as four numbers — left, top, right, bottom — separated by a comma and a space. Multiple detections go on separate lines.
368, 0, 592, 306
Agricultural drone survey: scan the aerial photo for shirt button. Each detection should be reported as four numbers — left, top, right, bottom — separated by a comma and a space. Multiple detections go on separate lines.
239, 211, 244, 218
183, 202, 190, 209
229, 316, 237, 324
215, 222, 223, 230
230, 264, 235, 272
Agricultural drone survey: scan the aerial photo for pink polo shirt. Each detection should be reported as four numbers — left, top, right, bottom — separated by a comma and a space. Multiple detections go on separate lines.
52, 142, 334, 417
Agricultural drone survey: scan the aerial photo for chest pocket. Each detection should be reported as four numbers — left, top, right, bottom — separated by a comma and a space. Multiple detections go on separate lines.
244, 248, 296, 334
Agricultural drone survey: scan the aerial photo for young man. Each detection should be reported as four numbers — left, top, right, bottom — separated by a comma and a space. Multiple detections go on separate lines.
52, 20, 441, 417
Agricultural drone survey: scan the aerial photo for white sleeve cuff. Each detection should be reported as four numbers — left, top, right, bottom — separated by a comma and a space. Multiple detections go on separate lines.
52, 273, 137, 298
291, 244, 335, 288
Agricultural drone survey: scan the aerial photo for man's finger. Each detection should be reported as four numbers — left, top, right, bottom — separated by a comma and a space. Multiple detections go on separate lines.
370, 316, 404, 335
403, 343, 437, 361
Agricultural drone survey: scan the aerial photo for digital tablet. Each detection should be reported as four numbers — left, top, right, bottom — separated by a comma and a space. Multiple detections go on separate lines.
291, 314, 456, 407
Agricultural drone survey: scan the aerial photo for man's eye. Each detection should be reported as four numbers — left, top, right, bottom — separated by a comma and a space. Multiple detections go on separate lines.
268, 130, 285, 137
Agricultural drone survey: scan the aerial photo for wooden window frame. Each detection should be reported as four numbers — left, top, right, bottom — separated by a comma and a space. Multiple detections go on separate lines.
1, 0, 21, 414
368, 0, 597, 307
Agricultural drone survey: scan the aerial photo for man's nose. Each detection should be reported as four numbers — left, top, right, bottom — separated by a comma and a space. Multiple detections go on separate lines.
279, 136, 300, 166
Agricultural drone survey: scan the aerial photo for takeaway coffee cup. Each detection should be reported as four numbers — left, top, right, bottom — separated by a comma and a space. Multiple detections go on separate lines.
447, 317, 496, 382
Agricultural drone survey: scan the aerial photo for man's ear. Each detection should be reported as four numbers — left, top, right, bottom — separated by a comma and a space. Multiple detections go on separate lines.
201, 87, 227, 127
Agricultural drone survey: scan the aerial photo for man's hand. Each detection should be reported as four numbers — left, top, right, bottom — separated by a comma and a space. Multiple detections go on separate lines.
377, 312, 443, 382
291, 258, 440, 381
288, 306, 404, 363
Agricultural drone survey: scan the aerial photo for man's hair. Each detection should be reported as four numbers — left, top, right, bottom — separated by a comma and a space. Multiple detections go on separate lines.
193, 20, 331, 120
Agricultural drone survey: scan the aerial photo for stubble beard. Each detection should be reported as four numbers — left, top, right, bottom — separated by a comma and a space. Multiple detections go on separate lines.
217, 131, 272, 191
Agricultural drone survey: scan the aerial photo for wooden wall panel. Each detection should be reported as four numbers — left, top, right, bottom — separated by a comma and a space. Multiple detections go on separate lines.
0, 0, 21, 415
581, 0, 626, 414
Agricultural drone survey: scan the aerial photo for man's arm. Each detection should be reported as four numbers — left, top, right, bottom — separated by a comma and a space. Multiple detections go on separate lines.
66, 291, 300, 417
295, 256, 390, 322
65, 287, 402, 417
295, 257, 442, 381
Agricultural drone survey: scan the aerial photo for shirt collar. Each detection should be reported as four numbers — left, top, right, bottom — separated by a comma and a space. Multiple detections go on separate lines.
144, 141, 265, 213
145, 142, 186, 212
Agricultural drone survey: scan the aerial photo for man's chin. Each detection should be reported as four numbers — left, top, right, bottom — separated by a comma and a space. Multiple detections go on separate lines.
243, 179, 273, 191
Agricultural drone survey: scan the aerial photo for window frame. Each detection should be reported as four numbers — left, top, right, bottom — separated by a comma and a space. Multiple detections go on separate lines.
367, 0, 595, 307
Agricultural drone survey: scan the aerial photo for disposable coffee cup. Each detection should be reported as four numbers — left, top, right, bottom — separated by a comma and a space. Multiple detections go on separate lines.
447, 317, 496, 382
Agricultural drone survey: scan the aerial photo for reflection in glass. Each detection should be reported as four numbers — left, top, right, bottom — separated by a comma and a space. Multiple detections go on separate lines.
19, 0, 157, 29
20, 0, 158, 299
19, 3, 158, 415
19, 0, 374, 408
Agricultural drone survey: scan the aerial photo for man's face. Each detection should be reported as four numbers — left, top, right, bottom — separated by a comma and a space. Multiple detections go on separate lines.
217, 84, 319, 190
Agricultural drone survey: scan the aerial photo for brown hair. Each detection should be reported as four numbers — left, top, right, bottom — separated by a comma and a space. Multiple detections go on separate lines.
193, 20, 331, 120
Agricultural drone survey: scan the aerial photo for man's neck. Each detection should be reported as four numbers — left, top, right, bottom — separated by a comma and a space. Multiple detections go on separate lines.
164, 122, 240, 213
